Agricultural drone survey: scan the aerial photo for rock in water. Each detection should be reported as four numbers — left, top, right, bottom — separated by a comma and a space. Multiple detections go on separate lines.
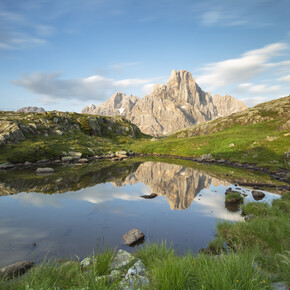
252, 190, 265, 200
140, 193, 158, 199
122, 229, 145, 246
0, 261, 34, 279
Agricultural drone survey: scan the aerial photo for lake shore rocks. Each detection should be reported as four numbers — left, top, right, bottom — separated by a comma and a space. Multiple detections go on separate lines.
35, 167, 55, 173
0, 261, 34, 280
122, 229, 145, 246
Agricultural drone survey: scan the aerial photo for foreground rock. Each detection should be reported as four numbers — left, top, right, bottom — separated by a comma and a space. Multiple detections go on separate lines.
119, 260, 149, 289
0, 261, 34, 280
122, 229, 145, 246
96, 249, 149, 289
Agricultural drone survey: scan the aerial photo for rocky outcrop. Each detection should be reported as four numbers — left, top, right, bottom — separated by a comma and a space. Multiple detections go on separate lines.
17, 107, 46, 113
82, 70, 247, 136
0, 111, 142, 145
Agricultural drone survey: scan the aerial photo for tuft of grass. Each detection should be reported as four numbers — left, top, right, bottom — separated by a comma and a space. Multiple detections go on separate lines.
0, 249, 117, 290
225, 192, 244, 203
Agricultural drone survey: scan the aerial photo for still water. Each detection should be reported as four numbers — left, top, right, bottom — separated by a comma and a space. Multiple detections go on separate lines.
0, 160, 280, 267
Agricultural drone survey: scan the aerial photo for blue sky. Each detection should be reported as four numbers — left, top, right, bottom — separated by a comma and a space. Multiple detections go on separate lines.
0, 0, 290, 112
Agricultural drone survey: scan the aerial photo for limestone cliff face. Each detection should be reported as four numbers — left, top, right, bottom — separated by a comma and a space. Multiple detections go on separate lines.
82, 70, 247, 136
82, 92, 139, 117
17, 107, 46, 113
113, 162, 229, 210
213, 94, 247, 117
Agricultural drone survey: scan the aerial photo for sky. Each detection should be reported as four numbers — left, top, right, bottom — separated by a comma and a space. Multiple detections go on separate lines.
0, 0, 290, 112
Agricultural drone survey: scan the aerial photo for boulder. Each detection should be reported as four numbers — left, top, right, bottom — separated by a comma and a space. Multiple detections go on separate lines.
0, 261, 34, 280
78, 158, 89, 163
252, 190, 265, 200
36, 167, 55, 173
201, 153, 213, 161
62, 156, 75, 163
80, 257, 92, 269
109, 249, 136, 271
122, 229, 145, 246
116, 151, 128, 157
119, 260, 149, 289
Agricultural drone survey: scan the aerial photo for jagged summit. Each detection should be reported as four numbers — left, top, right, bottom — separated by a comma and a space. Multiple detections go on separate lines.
82, 70, 247, 136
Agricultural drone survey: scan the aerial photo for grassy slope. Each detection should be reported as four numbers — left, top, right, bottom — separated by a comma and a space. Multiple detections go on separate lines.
1, 193, 289, 289
128, 96, 290, 170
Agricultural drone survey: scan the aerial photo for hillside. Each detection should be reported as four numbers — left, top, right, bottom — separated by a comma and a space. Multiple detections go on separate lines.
82, 70, 247, 136
129, 96, 290, 171
0, 110, 145, 164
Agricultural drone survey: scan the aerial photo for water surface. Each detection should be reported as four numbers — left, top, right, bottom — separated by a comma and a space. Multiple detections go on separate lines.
0, 160, 280, 267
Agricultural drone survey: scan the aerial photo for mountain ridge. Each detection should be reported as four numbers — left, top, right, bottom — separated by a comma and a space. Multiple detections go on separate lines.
82, 70, 247, 136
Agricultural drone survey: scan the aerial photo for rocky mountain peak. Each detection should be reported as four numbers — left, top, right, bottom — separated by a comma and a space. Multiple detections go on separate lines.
82, 69, 247, 136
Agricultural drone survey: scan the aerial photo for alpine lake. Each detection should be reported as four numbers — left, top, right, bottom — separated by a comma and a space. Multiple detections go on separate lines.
0, 157, 283, 267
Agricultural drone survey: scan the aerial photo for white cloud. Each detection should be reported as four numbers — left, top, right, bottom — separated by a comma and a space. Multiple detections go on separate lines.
237, 83, 281, 94
196, 42, 289, 90
277, 74, 290, 83
13, 72, 158, 101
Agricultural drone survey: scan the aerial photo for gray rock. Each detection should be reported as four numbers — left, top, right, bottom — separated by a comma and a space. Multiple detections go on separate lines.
80, 257, 92, 268
68, 152, 82, 158
0, 163, 14, 169
35, 167, 55, 173
120, 260, 149, 290
62, 156, 74, 163
0, 261, 34, 280
116, 151, 128, 157
122, 229, 145, 246
271, 282, 289, 290
244, 214, 256, 221
78, 158, 89, 163
201, 153, 212, 161
109, 250, 136, 271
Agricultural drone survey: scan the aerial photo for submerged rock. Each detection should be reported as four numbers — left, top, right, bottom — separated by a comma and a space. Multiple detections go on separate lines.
0, 261, 34, 280
122, 229, 145, 246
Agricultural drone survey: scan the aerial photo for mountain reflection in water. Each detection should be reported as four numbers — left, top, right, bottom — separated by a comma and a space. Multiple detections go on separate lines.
0, 160, 280, 267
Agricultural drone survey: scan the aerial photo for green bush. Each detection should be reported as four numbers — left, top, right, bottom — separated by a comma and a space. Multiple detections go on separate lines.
80, 117, 92, 135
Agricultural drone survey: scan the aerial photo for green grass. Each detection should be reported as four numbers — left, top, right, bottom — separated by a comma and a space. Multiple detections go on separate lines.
0, 250, 119, 290
218, 193, 290, 283
225, 192, 244, 203
128, 120, 290, 170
